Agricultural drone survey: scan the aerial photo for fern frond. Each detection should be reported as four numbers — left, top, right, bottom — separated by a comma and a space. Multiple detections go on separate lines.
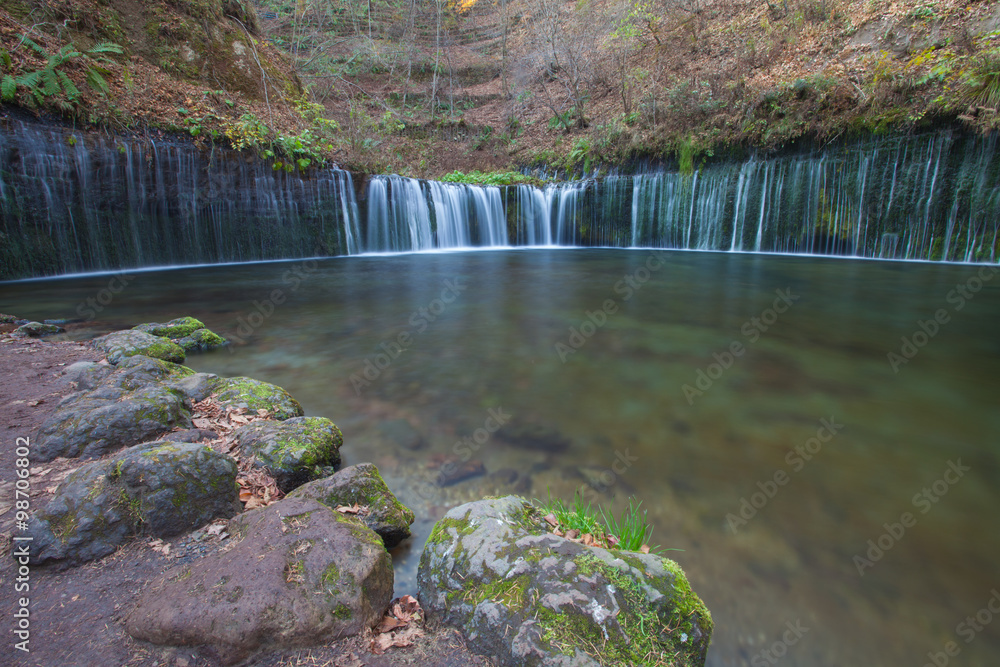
57, 70, 80, 101
1, 75, 16, 101
85, 68, 110, 95
41, 68, 60, 96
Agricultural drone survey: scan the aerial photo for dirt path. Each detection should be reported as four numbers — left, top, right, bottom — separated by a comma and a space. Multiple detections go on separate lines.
0, 329, 492, 667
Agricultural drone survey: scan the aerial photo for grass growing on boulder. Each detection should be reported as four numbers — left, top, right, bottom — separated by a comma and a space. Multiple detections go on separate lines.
536, 491, 681, 555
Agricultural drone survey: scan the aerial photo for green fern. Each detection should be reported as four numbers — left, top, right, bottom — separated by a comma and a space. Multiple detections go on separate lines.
2, 35, 122, 108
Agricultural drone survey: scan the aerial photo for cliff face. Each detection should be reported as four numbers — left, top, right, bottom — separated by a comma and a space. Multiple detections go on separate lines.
2, 0, 999, 175
0, 0, 306, 143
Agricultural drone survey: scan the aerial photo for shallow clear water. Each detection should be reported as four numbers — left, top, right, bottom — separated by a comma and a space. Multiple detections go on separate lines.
3, 249, 1000, 666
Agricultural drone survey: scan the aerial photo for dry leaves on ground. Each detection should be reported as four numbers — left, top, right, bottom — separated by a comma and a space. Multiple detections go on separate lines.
187, 396, 284, 509
370, 595, 425, 654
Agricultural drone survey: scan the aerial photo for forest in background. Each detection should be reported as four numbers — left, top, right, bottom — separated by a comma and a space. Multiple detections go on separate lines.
1, 0, 999, 177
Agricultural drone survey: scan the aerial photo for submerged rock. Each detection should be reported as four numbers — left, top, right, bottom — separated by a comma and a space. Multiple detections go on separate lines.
212, 376, 304, 420
497, 419, 571, 453
288, 463, 415, 548
125, 496, 393, 665
93, 329, 186, 365
13, 321, 65, 337
233, 416, 343, 492
35, 356, 195, 461
27, 440, 239, 568
417, 496, 713, 667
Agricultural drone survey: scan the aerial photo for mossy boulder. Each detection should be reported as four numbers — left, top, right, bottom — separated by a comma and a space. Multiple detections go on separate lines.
232, 417, 343, 492
176, 327, 228, 352
417, 496, 713, 667
64, 361, 113, 390
93, 329, 186, 365
13, 321, 65, 337
289, 463, 415, 548
124, 496, 393, 665
27, 440, 240, 568
133, 316, 205, 338
211, 376, 304, 420
35, 356, 196, 461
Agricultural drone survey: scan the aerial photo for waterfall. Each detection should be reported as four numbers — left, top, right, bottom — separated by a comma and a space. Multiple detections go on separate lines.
0, 120, 361, 279
3, 122, 998, 279
363, 175, 507, 252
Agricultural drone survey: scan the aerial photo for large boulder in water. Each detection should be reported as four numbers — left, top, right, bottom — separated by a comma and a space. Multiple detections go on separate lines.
26, 440, 240, 568
124, 496, 393, 665
288, 463, 415, 548
417, 496, 713, 667
34, 356, 194, 461
93, 329, 186, 364
232, 416, 343, 492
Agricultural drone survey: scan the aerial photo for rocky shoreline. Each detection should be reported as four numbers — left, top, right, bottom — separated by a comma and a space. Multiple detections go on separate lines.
2, 314, 712, 666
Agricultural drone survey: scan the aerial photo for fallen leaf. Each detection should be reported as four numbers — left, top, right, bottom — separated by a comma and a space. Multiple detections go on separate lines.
607, 535, 620, 547
205, 522, 227, 536
581, 533, 594, 546
377, 617, 407, 633
239, 488, 254, 502
543, 513, 558, 527
230, 414, 250, 425
29, 467, 53, 476
564, 529, 579, 540
336, 503, 362, 515
552, 528, 564, 537
245, 496, 265, 509
640, 544, 650, 554
28, 399, 43, 407
193, 417, 214, 430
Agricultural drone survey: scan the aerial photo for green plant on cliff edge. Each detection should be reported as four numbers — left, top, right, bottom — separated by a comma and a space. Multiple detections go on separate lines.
1, 37, 122, 109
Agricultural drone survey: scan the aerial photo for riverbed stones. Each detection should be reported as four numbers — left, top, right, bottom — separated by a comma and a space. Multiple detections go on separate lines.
212, 376, 304, 420
35, 356, 195, 461
497, 419, 571, 453
27, 440, 240, 568
232, 416, 343, 492
93, 329, 186, 364
288, 463, 415, 547
124, 496, 393, 665
417, 496, 713, 667
13, 321, 65, 337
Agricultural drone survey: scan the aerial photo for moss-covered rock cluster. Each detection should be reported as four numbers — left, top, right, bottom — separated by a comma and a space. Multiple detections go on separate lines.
27, 439, 240, 568
233, 416, 343, 492
289, 463, 416, 548
417, 496, 713, 667
124, 496, 394, 664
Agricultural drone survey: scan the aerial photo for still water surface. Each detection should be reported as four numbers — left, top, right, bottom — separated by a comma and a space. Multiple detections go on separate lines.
3, 249, 999, 666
